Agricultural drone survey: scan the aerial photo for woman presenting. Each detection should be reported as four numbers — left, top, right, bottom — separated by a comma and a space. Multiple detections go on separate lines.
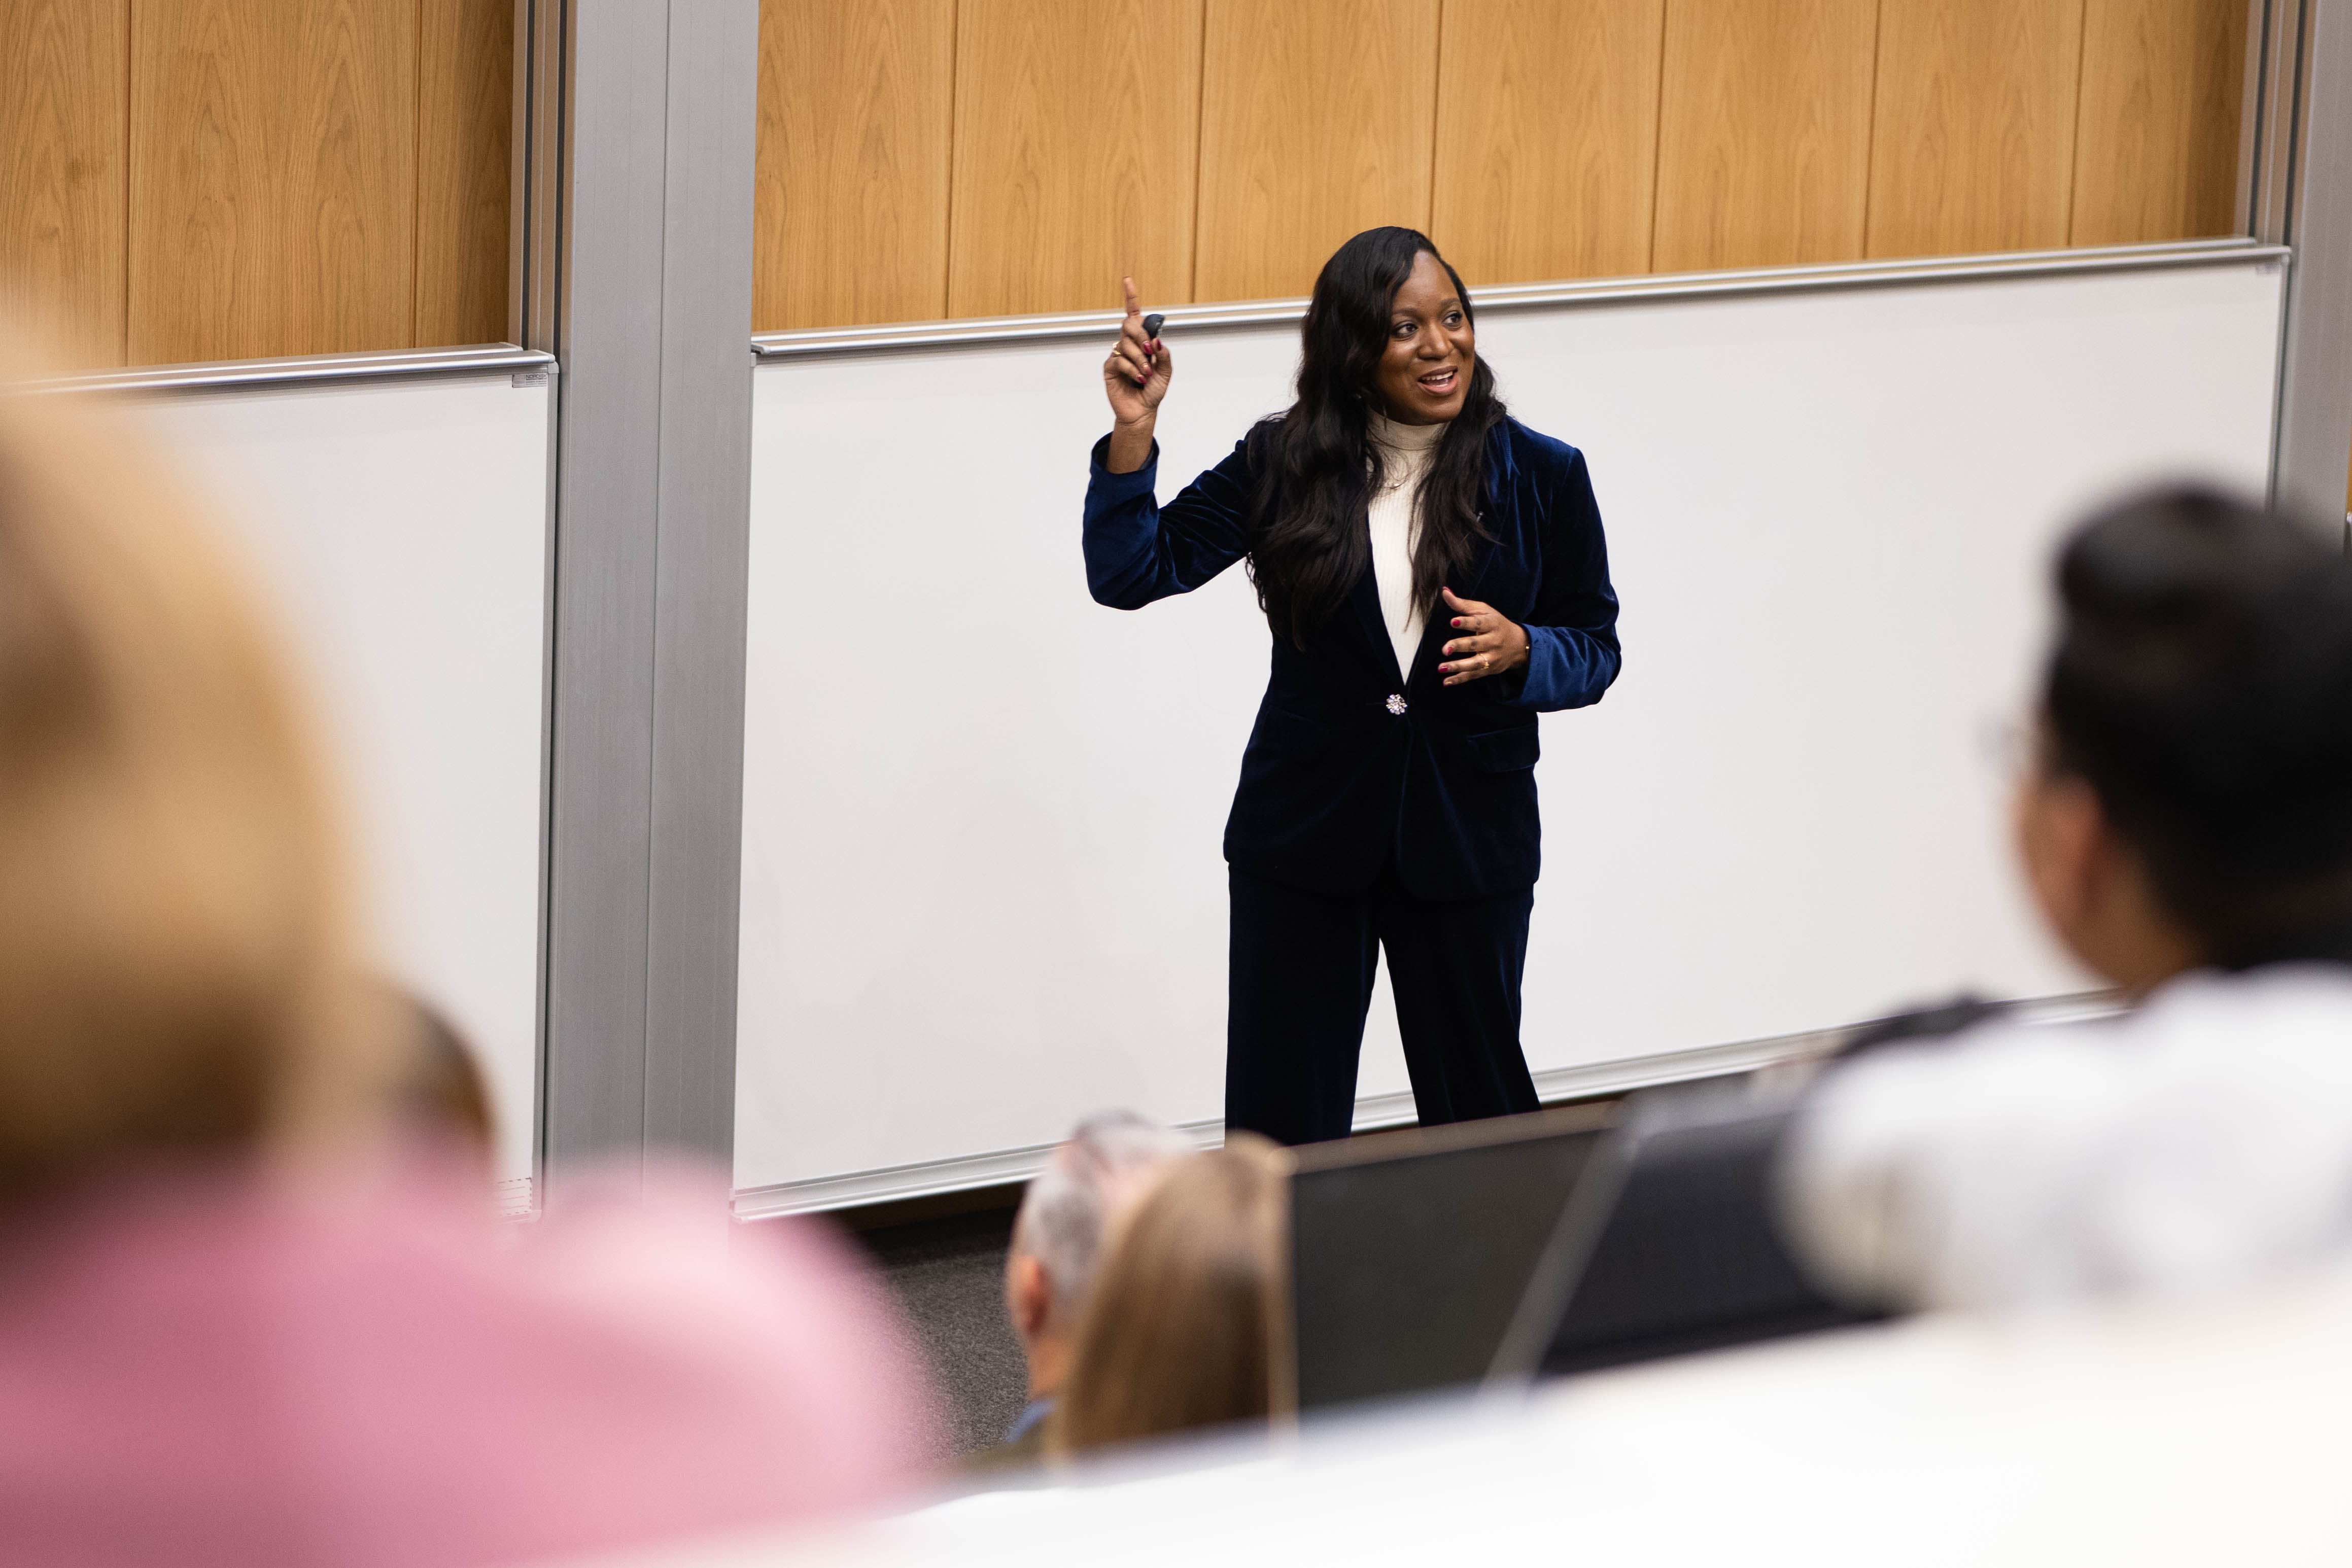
1084, 226, 1620, 1146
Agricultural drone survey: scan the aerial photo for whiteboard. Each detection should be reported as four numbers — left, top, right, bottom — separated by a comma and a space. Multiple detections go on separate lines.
124, 373, 550, 1189
737, 258, 2285, 1198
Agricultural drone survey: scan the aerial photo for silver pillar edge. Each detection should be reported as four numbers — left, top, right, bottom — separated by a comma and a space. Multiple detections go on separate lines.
539, 0, 758, 1198
2265, 0, 2352, 522
644, 0, 758, 1163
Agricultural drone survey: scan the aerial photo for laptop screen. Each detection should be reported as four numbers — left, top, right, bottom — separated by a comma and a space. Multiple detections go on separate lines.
1289, 1105, 1610, 1411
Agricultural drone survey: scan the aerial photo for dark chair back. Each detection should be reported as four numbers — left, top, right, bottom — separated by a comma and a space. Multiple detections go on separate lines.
1491, 1080, 1880, 1382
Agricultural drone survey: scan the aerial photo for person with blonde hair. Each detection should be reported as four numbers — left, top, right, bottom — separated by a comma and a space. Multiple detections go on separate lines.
1052, 1133, 1293, 1456
377, 981, 498, 1164
0, 387, 924, 1564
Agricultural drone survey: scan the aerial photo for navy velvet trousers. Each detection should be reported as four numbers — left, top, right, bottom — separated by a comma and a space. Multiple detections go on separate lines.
1225, 864, 1540, 1146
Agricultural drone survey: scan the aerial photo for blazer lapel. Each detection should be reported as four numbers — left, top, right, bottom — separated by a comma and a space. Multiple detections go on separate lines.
1456, 523, 1500, 603
1454, 423, 1510, 601
1411, 447, 1507, 687
1405, 611, 1449, 692
1348, 546, 1404, 686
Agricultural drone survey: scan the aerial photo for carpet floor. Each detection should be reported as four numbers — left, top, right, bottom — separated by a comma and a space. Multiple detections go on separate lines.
845, 1207, 1030, 1461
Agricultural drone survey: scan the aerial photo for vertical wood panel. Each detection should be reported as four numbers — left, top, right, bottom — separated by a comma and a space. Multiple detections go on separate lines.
1193, 0, 1440, 304
948, 0, 1203, 319
2071, 0, 2247, 245
1651, 0, 1880, 273
1866, 0, 2086, 258
130, 0, 419, 364
1430, 0, 1665, 285
0, 0, 129, 366
415, 0, 509, 346
754, 0, 954, 330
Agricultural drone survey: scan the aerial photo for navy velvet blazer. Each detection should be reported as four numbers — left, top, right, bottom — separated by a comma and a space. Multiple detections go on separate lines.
1082, 416, 1621, 901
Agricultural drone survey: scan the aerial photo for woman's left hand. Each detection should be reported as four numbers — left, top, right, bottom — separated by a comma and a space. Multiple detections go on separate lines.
1436, 586, 1532, 686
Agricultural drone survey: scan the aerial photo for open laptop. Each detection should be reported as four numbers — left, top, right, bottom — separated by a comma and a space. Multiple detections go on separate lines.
1288, 1103, 1613, 1411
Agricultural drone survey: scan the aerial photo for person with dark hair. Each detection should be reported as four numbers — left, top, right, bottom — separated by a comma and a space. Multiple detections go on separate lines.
1084, 231, 1620, 1145
1782, 484, 2352, 1310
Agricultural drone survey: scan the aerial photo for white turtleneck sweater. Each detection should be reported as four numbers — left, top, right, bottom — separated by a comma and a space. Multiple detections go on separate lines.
1366, 411, 1448, 683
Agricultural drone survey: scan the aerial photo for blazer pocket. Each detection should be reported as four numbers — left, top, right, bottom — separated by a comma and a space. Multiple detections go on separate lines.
1463, 724, 1540, 773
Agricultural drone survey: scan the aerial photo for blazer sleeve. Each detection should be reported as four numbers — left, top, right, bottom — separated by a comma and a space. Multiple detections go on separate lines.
1082, 433, 1255, 609
1504, 443, 1622, 712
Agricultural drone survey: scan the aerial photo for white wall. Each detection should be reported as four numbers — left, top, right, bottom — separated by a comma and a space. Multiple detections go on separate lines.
125, 372, 550, 1189
737, 258, 2284, 1198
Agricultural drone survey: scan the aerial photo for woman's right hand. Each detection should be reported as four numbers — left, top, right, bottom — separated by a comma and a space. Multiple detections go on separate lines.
1103, 277, 1170, 471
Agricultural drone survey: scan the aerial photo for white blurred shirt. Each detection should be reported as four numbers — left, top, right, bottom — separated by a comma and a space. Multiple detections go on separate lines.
1782, 965, 2352, 1310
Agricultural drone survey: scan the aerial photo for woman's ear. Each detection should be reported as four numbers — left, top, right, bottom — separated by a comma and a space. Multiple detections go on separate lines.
2015, 767, 2104, 952
2014, 765, 2203, 991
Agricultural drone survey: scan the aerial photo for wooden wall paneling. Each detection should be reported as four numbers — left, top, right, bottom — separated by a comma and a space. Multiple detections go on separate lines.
948, 0, 1204, 319
2070, 0, 2249, 246
754, 0, 956, 331
129, 0, 420, 365
1429, 0, 1666, 286
1866, 0, 2087, 259
1, 0, 129, 367
1650, 0, 1881, 274
415, 0, 510, 347
1193, 0, 1442, 304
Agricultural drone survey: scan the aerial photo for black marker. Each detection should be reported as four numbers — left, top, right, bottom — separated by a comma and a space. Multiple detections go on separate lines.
1141, 312, 1165, 341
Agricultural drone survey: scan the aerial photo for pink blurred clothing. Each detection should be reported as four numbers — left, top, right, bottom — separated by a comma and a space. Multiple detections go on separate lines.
0, 1152, 928, 1567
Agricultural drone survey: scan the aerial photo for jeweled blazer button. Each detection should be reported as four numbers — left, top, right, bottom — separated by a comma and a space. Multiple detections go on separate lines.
1386, 693, 1408, 716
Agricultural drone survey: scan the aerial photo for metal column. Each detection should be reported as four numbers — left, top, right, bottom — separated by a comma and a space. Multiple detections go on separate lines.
519, 0, 758, 1195
2257, 0, 2352, 521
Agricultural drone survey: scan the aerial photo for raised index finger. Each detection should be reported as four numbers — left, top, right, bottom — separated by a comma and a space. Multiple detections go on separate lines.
1122, 275, 1142, 321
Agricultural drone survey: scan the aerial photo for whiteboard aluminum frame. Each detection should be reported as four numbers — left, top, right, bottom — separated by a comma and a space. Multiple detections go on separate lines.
734, 994, 2122, 1219
749, 239, 2288, 361
17, 343, 555, 395
737, 241, 2295, 1218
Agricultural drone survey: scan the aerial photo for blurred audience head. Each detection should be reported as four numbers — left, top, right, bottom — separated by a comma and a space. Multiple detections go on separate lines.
1053, 1132, 1291, 1457
0, 388, 389, 1209
2021, 483, 2352, 989
1006, 1109, 1192, 1404
375, 983, 495, 1162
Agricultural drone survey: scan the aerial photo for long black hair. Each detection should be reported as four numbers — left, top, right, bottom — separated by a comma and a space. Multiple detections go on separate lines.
2045, 484, 2352, 963
1244, 228, 1507, 649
